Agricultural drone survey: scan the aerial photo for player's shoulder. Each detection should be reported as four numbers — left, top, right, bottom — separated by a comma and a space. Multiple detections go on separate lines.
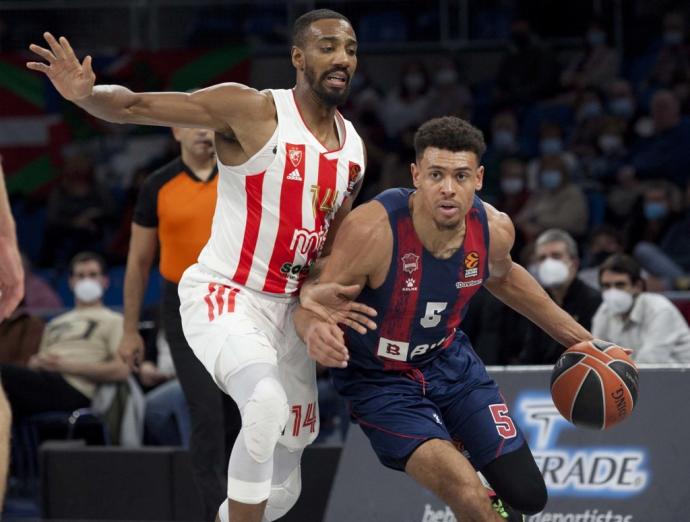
482, 201, 515, 252
190, 83, 276, 119
339, 200, 390, 243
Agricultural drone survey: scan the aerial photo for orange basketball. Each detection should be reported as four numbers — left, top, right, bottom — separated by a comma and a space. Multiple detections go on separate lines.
550, 340, 639, 429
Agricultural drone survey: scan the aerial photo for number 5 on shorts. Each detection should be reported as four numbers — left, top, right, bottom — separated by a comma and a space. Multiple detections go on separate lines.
489, 403, 517, 439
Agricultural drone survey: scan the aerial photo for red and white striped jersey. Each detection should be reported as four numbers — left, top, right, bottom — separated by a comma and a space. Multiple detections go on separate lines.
198, 88, 366, 296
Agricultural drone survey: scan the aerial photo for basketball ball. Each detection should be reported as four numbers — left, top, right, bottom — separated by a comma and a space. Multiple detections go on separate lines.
550, 340, 639, 429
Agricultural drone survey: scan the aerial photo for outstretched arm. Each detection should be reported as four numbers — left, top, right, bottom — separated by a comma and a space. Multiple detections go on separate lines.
27, 33, 272, 132
482, 203, 592, 348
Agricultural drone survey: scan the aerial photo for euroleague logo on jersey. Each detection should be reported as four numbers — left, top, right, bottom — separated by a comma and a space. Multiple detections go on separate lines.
463, 251, 479, 278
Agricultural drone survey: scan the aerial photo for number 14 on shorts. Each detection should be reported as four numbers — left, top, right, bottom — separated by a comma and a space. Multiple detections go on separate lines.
291, 402, 317, 436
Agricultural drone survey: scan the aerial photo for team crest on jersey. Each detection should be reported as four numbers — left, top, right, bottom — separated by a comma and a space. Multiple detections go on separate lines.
347, 162, 361, 192
464, 251, 480, 278
401, 253, 420, 274
288, 147, 303, 167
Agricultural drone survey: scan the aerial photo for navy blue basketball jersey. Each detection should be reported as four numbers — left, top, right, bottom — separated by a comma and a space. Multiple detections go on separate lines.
345, 188, 490, 371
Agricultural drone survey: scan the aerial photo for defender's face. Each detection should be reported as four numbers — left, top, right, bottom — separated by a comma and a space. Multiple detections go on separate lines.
298, 19, 358, 106
411, 148, 484, 230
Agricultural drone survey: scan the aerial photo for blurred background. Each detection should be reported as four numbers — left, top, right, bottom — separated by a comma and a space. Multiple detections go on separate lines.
1, 0, 689, 520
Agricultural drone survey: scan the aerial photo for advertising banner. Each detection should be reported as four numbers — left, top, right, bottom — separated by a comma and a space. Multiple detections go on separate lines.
325, 367, 688, 522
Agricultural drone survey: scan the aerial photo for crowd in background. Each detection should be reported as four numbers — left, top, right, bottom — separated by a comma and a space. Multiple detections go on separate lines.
2, 5, 690, 453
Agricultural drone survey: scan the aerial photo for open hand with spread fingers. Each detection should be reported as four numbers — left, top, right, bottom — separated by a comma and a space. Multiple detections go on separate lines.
300, 282, 377, 334
27, 32, 96, 101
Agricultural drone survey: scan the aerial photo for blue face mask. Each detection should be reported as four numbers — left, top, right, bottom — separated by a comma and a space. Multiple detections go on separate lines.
643, 202, 668, 220
493, 130, 515, 150
540, 169, 563, 190
540, 138, 563, 155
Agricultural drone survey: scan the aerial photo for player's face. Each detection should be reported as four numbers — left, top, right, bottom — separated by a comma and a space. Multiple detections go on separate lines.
411, 147, 484, 230
173, 127, 214, 160
300, 19, 358, 106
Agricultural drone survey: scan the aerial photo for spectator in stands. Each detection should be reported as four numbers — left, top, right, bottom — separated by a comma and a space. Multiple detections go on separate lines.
20, 252, 63, 313
645, 12, 690, 91
592, 254, 690, 363
526, 121, 578, 189
40, 152, 116, 269
634, 179, 690, 291
578, 224, 625, 290
623, 179, 682, 251
495, 17, 561, 107
607, 165, 642, 225
483, 110, 522, 199
424, 57, 473, 122
570, 88, 607, 160
515, 154, 588, 242
588, 116, 628, 182
379, 60, 431, 138
518, 229, 602, 364
630, 89, 690, 186
0, 252, 128, 422
606, 79, 638, 128
561, 19, 620, 94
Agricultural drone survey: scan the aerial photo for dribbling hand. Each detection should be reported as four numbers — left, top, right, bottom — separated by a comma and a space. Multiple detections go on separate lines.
300, 282, 377, 334
27, 32, 96, 101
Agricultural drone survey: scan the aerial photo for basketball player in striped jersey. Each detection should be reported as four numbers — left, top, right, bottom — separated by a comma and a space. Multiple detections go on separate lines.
27, 9, 376, 522
295, 117, 605, 520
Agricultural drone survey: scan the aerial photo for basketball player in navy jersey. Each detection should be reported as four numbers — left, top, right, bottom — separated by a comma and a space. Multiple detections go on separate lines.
295, 116, 596, 521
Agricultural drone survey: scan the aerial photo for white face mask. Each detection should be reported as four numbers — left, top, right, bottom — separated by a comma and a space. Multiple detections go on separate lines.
602, 288, 634, 315
501, 177, 525, 195
74, 278, 104, 303
537, 258, 570, 288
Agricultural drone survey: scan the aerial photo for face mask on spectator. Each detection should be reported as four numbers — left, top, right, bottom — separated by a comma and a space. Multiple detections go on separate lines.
598, 134, 623, 153
74, 278, 104, 303
538, 258, 570, 288
494, 130, 516, 150
540, 169, 562, 190
578, 101, 603, 120
403, 73, 425, 93
602, 288, 634, 315
643, 201, 668, 220
587, 30, 606, 46
635, 117, 655, 137
540, 138, 563, 155
609, 97, 634, 118
501, 178, 525, 195
664, 31, 684, 45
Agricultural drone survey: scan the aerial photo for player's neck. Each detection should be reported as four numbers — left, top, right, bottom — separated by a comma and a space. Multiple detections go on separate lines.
182, 152, 216, 181
292, 86, 339, 141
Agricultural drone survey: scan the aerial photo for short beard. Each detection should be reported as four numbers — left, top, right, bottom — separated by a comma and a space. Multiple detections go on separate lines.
305, 64, 351, 107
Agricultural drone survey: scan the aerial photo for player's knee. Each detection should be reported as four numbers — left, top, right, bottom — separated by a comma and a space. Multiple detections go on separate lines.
264, 466, 302, 521
242, 377, 289, 463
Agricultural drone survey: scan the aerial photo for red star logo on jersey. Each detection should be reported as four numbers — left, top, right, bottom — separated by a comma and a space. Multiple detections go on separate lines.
288, 148, 303, 167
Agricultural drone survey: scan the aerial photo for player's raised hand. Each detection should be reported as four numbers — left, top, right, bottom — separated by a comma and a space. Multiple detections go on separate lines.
27, 32, 96, 101
300, 282, 377, 334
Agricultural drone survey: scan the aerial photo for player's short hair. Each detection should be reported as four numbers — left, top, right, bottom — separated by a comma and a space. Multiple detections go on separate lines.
292, 9, 352, 48
413, 116, 486, 162
69, 251, 107, 276
598, 254, 642, 285
536, 228, 579, 259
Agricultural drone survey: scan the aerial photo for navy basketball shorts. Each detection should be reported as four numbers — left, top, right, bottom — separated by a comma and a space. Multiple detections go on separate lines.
332, 336, 526, 472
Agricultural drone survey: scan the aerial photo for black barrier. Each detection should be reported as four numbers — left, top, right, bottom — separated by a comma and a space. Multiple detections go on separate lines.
325, 366, 688, 522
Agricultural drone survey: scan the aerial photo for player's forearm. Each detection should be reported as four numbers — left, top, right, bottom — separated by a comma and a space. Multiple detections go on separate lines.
73, 85, 145, 124
122, 257, 150, 334
486, 262, 592, 347
0, 168, 17, 241
293, 306, 322, 342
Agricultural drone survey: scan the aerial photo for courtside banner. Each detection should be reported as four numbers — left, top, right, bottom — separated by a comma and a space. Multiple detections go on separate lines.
325, 366, 689, 522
